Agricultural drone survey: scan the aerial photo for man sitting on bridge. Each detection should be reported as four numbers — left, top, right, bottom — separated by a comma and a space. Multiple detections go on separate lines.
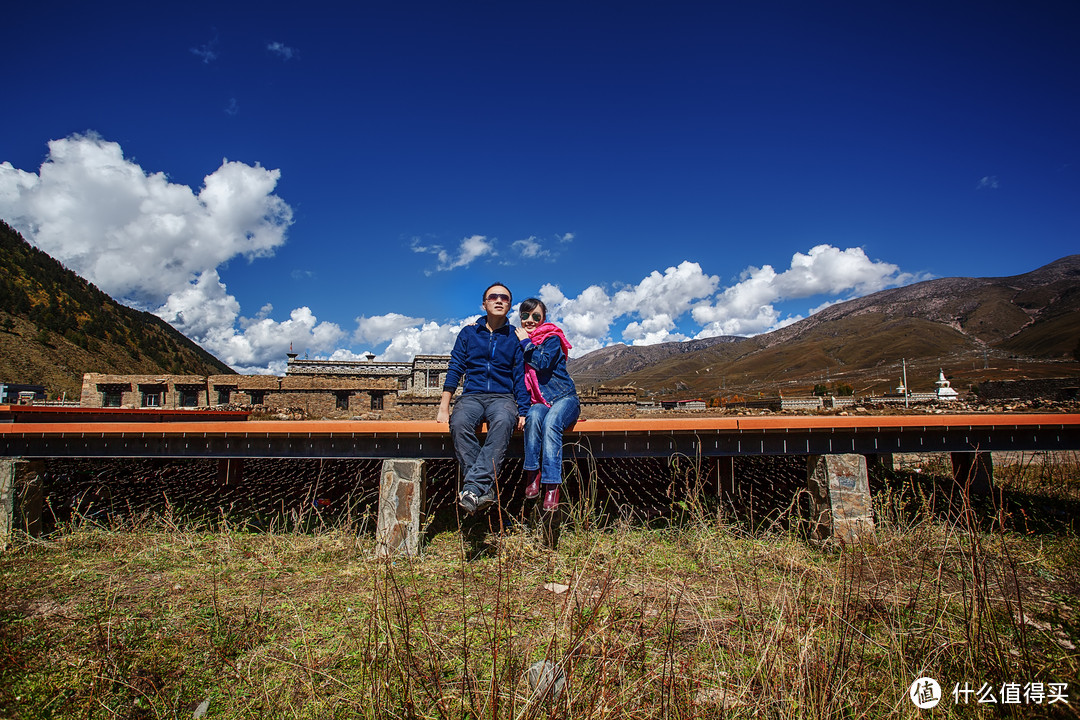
436, 282, 531, 515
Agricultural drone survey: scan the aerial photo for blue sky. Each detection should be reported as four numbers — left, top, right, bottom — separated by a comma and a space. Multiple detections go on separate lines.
2, 1, 1077, 373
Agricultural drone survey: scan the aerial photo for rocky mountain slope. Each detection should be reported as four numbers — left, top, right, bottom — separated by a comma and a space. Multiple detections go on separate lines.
0, 221, 234, 399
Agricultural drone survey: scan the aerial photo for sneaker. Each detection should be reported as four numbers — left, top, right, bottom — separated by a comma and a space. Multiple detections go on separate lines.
474, 488, 497, 513
459, 488, 497, 515
458, 490, 480, 515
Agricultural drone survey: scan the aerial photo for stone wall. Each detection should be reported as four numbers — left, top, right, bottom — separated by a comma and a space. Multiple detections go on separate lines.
79, 367, 646, 419
81, 373, 210, 409
978, 377, 1080, 402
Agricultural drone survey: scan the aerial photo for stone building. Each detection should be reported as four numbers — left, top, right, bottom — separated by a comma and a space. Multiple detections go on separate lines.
80, 352, 452, 420
80, 353, 640, 419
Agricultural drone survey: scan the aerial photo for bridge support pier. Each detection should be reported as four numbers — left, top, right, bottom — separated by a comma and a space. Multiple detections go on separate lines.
807, 454, 875, 545
950, 452, 993, 494
0, 458, 14, 551
376, 459, 426, 557
0, 458, 44, 550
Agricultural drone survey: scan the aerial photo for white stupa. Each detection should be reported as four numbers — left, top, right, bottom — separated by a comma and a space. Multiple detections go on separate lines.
935, 369, 959, 401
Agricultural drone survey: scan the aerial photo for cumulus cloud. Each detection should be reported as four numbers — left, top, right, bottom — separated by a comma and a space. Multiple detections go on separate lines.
536, 262, 717, 355
411, 234, 496, 273
517, 248, 922, 354
354, 313, 426, 345
622, 313, 686, 345
381, 319, 472, 361
0, 132, 330, 370
0, 137, 927, 371
977, 175, 1000, 190
267, 41, 295, 60
691, 245, 923, 338
0, 133, 292, 309
154, 271, 345, 369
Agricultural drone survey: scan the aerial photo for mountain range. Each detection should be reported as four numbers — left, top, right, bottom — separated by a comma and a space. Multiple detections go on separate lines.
568, 255, 1080, 399
1, 217, 1077, 401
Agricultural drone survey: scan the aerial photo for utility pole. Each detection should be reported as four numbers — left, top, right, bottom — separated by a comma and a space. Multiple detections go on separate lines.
903, 358, 909, 408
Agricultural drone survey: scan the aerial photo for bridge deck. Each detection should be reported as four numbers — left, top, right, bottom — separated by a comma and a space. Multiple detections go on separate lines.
3, 414, 1079, 459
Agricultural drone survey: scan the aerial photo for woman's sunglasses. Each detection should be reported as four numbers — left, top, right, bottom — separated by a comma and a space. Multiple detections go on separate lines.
521, 312, 544, 322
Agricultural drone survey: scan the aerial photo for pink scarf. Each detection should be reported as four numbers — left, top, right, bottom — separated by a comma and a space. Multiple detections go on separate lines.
523, 322, 572, 406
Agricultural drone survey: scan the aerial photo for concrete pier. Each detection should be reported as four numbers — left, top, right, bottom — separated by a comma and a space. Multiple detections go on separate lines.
375, 459, 426, 557
807, 454, 875, 545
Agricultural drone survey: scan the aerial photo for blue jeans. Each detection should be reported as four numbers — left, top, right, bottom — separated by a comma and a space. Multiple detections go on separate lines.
524, 395, 580, 485
449, 393, 518, 497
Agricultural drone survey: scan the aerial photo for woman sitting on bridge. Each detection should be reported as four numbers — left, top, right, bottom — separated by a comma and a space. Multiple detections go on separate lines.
515, 298, 580, 511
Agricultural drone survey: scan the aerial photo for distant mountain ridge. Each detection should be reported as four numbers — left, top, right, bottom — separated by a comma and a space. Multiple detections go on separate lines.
0, 221, 234, 398
568, 256, 1080, 397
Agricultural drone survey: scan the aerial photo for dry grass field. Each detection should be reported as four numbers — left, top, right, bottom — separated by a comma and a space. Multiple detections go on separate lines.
1, 455, 1078, 719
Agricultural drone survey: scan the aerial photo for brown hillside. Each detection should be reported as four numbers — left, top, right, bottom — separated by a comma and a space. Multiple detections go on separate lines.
568, 256, 1080, 399
0, 221, 234, 398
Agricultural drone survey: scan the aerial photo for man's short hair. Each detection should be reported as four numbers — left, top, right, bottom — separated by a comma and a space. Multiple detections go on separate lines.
483, 282, 513, 304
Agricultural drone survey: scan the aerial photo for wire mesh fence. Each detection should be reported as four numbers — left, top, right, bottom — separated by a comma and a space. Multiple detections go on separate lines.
23, 449, 1079, 536
31, 454, 813, 535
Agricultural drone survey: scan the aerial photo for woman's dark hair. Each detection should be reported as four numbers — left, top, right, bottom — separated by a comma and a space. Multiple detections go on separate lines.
519, 297, 547, 319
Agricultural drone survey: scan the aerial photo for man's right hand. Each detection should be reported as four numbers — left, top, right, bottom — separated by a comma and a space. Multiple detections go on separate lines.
436, 407, 449, 423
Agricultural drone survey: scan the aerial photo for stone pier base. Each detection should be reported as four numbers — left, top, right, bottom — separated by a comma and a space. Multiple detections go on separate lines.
0, 458, 13, 552
807, 454, 875, 545
375, 459, 426, 557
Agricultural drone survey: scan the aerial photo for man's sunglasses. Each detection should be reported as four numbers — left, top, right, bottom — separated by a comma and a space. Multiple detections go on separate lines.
486, 293, 510, 302
521, 312, 544, 322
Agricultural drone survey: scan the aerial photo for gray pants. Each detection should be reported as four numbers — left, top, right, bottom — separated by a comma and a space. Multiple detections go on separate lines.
449, 393, 518, 497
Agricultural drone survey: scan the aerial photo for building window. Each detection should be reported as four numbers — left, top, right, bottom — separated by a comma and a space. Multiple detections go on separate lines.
102, 389, 122, 407
141, 391, 161, 407
426, 369, 441, 388
371, 392, 384, 411
178, 387, 200, 407
399, 377, 409, 391
249, 390, 265, 405
216, 387, 232, 404
335, 391, 350, 410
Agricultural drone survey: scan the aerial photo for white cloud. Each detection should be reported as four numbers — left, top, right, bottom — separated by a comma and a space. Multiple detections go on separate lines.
622, 313, 687, 345
381, 319, 471, 361
612, 261, 719, 318
0, 139, 928, 372
775, 245, 916, 298
691, 244, 923, 338
977, 175, 1000, 190
512, 236, 548, 259
267, 41, 295, 60
190, 33, 219, 63
225, 98, 239, 116
354, 313, 425, 345
510, 233, 572, 261
535, 262, 717, 354
0, 133, 324, 370
0, 133, 292, 309
412, 234, 496, 273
